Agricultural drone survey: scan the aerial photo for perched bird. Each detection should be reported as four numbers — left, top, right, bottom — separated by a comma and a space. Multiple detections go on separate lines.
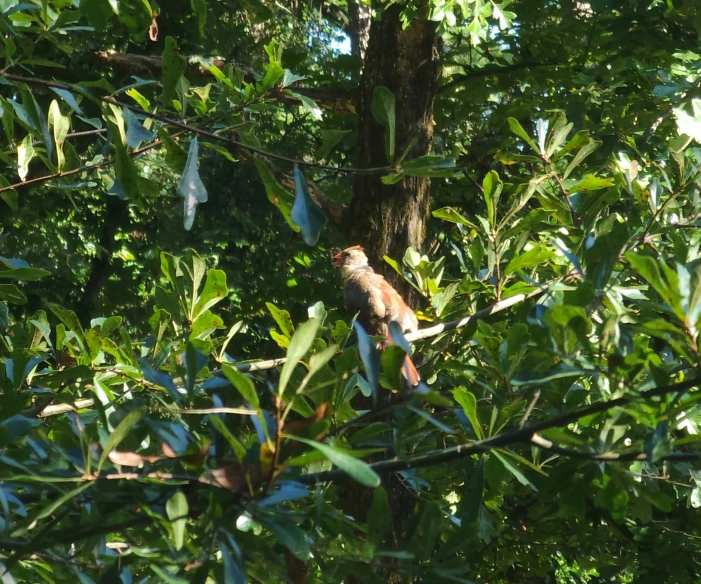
332, 245, 420, 386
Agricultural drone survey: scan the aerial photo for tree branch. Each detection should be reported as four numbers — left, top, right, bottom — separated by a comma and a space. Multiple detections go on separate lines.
297, 376, 701, 483
3, 73, 375, 175
96, 50, 357, 113
233, 283, 549, 373
438, 60, 558, 94
27, 283, 549, 418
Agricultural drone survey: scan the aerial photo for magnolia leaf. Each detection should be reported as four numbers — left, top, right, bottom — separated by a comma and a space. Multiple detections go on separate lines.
371, 85, 396, 162
162, 36, 187, 106
166, 491, 188, 551
122, 107, 153, 149
354, 321, 380, 402
17, 134, 34, 181
292, 436, 381, 487
278, 317, 321, 396
48, 100, 69, 171
291, 166, 327, 245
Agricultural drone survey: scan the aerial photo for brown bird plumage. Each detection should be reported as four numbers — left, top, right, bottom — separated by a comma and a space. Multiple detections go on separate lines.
333, 245, 420, 386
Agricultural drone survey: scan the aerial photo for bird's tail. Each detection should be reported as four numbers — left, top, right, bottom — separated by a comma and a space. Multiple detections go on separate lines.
386, 326, 420, 387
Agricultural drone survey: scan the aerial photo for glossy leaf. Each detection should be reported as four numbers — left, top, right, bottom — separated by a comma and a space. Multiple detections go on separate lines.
291, 166, 327, 245
278, 317, 321, 396
292, 436, 381, 487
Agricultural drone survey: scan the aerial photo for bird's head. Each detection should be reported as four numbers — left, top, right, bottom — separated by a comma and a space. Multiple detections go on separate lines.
332, 245, 370, 277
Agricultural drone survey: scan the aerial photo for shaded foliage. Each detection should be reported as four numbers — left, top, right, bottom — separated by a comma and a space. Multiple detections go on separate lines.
0, 1, 701, 583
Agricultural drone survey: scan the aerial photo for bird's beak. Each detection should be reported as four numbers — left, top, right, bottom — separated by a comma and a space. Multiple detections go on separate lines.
332, 252, 343, 268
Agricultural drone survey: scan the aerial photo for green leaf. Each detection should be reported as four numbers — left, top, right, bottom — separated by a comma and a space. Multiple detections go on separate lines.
48, 100, 69, 171
0, 415, 42, 441
546, 119, 573, 157
307, 345, 337, 379
253, 159, 298, 230
0, 284, 26, 304
48, 304, 86, 350
162, 36, 187, 106
208, 415, 246, 461
278, 317, 321, 396
483, 170, 502, 229
564, 175, 614, 193
289, 92, 322, 121
504, 244, 556, 276
563, 139, 601, 179
458, 457, 484, 524
291, 166, 327, 246
257, 41, 285, 93
584, 222, 629, 290
166, 491, 188, 551
0, 174, 18, 210
316, 129, 351, 161
492, 450, 536, 490
292, 436, 381, 487
407, 405, 456, 434
191, 0, 207, 36
0, 267, 50, 281
432, 207, 478, 229
371, 86, 396, 162
16, 482, 93, 535
158, 127, 187, 173
222, 364, 259, 408
109, 120, 141, 202
406, 501, 442, 562
50, 87, 84, 116
192, 269, 227, 319
367, 487, 390, 547
454, 387, 483, 439
381, 344, 407, 389
507, 117, 539, 153
265, 519, 312, 560
266, 302, 294, 338
21, 87, 53, 162
80, 0, 112, 30
354, 321, 381, 401
17, 134, 34, 181
122, 107, 153, 149
97, 410, 145, 473
179, 137, 208, 231
644, 421, 672, 463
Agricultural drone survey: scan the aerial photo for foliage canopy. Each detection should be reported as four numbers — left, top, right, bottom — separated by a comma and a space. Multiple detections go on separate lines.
1, 1, 701, 583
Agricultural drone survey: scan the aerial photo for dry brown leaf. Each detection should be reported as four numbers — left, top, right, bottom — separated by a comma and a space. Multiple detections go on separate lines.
204, 462, 263, 493
161, 441, 178, 458
148, 11, 158, 41
108, 451, 162, 466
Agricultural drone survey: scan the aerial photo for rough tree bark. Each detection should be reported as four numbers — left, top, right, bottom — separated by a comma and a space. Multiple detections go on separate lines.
346, 1, 442, 297
347, 0, 371, 61
339, 4, 443, 583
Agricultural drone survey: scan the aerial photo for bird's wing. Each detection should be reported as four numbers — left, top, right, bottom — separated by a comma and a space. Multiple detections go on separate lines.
375, 275, 419, 333
344, 273, 387, 334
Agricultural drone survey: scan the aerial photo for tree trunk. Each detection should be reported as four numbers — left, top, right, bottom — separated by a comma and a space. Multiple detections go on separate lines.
76, 196, 126, 324
340, 4, 442, 583
347, 0, 371, 61
347, 1, 441, 296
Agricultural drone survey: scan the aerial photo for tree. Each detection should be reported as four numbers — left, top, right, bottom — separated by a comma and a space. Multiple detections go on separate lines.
1, 1, 701, 583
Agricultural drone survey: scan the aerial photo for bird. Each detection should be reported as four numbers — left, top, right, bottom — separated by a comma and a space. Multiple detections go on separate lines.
332, 245, 420, 386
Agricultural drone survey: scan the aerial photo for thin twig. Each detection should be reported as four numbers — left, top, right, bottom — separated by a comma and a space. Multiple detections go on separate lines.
28, 284, 549, 419
3, 73, 390, 176
297, 376, 700, 483
542, 154, 579, 226
637, 171, 701, 247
